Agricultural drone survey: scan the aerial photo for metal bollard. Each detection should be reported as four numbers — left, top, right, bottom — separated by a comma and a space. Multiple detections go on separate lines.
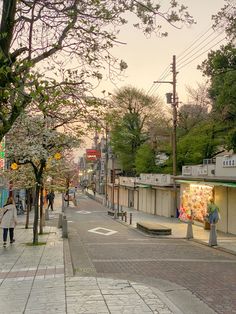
125, 212, 127, 223
129, 213, 132, 225
209, 224, 217, 246
186, 220, 193, 239
58, 213, 63, 228
121, 210, 124, 221
62, 215, 68, 238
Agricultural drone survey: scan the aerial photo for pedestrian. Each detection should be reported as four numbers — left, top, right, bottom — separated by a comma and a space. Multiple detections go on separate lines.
91, 181, 96, 196
0, 196, 17, 247
47, 191, 55, 211
207, 197, 220, 224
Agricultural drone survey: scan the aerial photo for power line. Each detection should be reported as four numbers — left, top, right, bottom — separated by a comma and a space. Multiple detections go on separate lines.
177, 29, 225, 65
177, 26, 213, 59
148, 27, 219, 96
177, 31, 225, 67
148, 3, 233, 96
177, 3, 232, 62
178, 36, 226, 71
148, 65, 171, 95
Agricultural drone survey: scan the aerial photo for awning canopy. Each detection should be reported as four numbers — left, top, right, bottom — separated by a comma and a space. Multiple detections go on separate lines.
136, 184, 152, 189
176, 179, 236, 188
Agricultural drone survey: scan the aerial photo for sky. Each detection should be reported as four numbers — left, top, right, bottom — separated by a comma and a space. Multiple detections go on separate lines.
76, 0, 227, 158
95, 0, 226, 103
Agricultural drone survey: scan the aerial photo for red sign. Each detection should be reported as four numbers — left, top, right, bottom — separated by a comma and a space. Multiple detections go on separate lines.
86, 149, 101, 161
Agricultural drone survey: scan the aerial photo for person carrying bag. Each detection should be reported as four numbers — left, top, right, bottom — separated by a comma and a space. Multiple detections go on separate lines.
0, 196, 18, 248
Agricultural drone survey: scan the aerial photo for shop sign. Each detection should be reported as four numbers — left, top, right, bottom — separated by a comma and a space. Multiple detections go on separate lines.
86, 149, 101, 161
0, 139, 5, 170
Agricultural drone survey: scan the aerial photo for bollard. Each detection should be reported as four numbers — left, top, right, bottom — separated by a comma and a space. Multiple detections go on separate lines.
186, 220, 193, 239
62, 215, 68, 238
125, 212, 127, 223
209, 224, 217, 246
121, 210, 124, 221
58, 213, 63, 228
129, 213, 132, 225
45, 208, 49, 221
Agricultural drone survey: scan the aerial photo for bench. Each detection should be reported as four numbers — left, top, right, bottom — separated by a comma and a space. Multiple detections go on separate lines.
137, 221, 172, 235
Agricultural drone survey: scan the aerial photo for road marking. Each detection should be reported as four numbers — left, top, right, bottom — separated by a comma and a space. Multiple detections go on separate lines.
76, 210, 91, 214
88, 227, 118, 236
92, 258, 236, 263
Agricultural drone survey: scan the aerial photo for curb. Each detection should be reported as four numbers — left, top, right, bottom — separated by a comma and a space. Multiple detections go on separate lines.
63, 237, 74, 277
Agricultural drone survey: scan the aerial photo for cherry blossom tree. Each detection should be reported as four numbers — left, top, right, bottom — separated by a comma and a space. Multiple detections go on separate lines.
0, 0, 194, 140
6, 113, 80, 244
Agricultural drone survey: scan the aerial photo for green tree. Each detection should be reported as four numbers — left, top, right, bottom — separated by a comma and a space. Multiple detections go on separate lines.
177, 120, 225, 167
212, 0, 236, 42
0, 0, 194, 141
196, 2, 236, 151
111, 112, 147, 175
135, 143, 157, 174
199, 44, 236, 150
109, 86, 163, 175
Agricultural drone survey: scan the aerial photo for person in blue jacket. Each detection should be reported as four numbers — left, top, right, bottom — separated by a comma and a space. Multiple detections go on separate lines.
207, 198, 220, 224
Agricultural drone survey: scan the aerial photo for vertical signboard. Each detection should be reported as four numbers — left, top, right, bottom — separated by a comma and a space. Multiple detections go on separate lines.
0, 137, 6, 206
0, 137, 5, 170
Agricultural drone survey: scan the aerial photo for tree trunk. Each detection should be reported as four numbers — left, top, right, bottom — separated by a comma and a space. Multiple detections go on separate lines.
39, 186, 43, 234
25, 188, 30, 229
66, 177, 70, 207
0, 0, 17, 57
33, 184, 40, 244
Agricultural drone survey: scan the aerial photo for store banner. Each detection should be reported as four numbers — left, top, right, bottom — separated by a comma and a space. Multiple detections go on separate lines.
0, 138, 5, 170
179, 183, 213, 222
86, 149, 101, 161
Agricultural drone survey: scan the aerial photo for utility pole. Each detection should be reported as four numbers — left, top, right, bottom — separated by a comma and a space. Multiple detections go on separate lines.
172, 55, 177, 177
105, 124, 108, 206
171, 55, 178, 217
154, 55, 178, 216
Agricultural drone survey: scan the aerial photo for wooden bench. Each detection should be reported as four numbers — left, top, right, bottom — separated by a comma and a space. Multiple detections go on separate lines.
137, 221, 172, 235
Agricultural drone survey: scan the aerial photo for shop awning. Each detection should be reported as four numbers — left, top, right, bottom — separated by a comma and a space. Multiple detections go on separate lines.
136, 184, 152, 188
176, 179, 236, 188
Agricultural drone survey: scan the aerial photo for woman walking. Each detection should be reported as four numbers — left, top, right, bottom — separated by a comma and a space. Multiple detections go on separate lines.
0, 196, 17, 248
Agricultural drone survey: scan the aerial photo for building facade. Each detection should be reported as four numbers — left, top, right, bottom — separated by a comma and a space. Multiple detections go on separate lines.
107, 174, 179, 218
176, 155, 236, 235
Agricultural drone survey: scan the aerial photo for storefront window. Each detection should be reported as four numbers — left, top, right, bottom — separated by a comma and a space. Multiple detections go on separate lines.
179, 184, 213, 222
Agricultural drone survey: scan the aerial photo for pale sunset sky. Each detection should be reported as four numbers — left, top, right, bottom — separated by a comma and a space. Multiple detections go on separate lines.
77, 0, 227, 157
96, 0, 227, 104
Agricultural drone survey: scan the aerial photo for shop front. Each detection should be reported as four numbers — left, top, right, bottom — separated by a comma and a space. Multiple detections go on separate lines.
177, 181, 213, 228
176, 179, 236, 235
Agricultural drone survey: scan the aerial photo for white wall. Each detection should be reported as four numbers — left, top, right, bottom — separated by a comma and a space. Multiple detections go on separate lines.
228, 188, 236, 234
216, 155, 236, 177
215, 186, 228, 233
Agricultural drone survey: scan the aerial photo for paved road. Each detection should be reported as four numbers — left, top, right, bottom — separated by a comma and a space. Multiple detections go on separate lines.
66, 194, 236, 314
